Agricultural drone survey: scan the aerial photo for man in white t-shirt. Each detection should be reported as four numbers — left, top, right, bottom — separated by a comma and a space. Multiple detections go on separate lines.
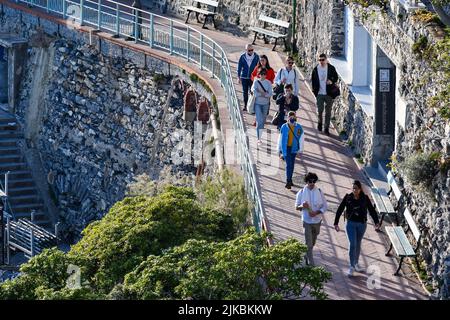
311, 53, 339, 135
295, 172, 328, 266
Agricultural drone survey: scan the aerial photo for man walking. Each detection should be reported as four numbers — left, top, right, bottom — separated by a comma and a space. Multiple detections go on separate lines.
278, 111, 304, 189
295, 172, 328, 266
274, 56, 299, 98
311, 53, 339, 135
237, 44, 259, 111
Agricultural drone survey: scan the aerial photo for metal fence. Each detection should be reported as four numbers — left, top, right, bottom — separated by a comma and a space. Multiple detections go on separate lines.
15, 0, 266, 232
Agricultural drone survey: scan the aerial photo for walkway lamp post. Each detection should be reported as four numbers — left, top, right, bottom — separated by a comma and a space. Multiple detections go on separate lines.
292, 0, 298, 53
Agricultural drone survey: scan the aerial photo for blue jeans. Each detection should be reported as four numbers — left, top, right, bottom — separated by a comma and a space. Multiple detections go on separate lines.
255, 103, 270, 140
285, 147, 296, 183
241, 78, 253, 108
346, 220, 367, 267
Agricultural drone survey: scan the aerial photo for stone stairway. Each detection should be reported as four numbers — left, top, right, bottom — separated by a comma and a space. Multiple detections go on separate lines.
0, 112, 50, 227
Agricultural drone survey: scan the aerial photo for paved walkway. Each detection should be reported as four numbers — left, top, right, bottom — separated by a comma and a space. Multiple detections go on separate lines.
175, 18, 428, 300
3, 1, 428, 299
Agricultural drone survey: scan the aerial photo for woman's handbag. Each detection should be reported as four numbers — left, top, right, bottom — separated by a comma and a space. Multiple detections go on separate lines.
247, 92, 256, 114
271, 111, 285, 126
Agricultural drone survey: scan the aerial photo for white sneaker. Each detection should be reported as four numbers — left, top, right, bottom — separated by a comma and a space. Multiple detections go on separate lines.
347, 267, 354, 277
354, 264, 364, 272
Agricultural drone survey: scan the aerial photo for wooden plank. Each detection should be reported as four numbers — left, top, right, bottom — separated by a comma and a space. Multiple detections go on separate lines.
19, 219, 56, 240
10, 223, 53, 243
371, 187, 387, 214
194, 0, 219, 7
385, 226, 406, 256
394, 226, 416, 257
403, 208, 421, 241
249, 26, 286, 38
378, 188, 396, 214
258, 14, 290, 28
183, 6, 217, 15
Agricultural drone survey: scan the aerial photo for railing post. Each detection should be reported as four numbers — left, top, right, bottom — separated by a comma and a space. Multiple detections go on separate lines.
220, 51, 224, 85
63, 0, 67, 19
30, 229, 35, 257
46, 0, 49, 13
80, 0, 84, 26
200, 34, 204, 70
186, 27, 190, 62
211, 42, 215, 78
55, 222, 60, 243
6, 215, 10, 265
97, 0, 101, 30
31, 210, 35, 222
170, 20, 174, 55
114, 2, 120, 37
134, 8, 139, 43
149, 13, 155, 48
5, 171, 9, 197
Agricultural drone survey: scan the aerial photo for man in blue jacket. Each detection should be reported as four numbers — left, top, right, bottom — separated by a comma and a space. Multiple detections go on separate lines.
237, 44, 259, 111
278, 111, 305, 189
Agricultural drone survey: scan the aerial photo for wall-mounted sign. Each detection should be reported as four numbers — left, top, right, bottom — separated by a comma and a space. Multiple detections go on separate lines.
375, 68, 395, 135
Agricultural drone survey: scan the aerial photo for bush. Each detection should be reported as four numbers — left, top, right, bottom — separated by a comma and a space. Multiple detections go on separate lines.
399, 152, 439, 187
122, 229, 332, 300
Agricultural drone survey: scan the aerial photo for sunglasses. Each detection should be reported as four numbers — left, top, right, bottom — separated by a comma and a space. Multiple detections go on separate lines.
307, 179, 317, 183
319, 59, 325, 61
247, 49, 254, 52
288, 61, 294, 65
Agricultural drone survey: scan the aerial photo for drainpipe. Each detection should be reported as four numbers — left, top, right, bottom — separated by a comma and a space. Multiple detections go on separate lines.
292, 0, 298, 53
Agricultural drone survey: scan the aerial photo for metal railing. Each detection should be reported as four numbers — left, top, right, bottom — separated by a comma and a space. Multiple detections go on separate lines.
14, 0, 266, 232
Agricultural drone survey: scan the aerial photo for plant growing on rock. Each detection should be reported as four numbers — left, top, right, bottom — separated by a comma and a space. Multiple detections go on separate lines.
398, 152, 440, 188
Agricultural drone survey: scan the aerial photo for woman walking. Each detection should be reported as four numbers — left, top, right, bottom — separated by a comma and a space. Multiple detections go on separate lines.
275, 84, 299, 130
251, 54, 276, 83
334, 180, 380, 276
251, 68, 273, 144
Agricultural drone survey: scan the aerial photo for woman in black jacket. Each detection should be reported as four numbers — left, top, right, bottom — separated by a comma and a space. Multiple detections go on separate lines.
334, 180, 380, 276
274, 84, 299, 130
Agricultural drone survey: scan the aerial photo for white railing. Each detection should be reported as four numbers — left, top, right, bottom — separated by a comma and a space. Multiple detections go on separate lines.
13, 0, 266, 232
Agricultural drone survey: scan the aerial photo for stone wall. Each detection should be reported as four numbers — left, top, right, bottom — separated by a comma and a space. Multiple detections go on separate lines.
0, 5, 217, 242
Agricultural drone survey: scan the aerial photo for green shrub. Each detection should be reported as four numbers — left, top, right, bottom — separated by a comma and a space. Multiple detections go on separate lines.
399, 152, 439, 187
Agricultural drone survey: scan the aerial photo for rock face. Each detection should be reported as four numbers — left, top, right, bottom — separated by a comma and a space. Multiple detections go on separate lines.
14, 39, 202, 241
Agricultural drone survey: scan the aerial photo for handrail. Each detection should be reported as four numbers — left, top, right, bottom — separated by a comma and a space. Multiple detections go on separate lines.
13, 0, 266, 232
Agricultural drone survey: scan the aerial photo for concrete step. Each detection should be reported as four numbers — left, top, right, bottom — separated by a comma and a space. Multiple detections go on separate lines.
0, 154, 22, 163
7, 186, 38, 197
0, 170, 33, 180
9, 194, 41, 205
6, 178, 35, 188
0, 146, 20, 154
0, 162, 28, 171
0, 130, 23, 139
10, 202, 44, 213
0, 138, 18, 147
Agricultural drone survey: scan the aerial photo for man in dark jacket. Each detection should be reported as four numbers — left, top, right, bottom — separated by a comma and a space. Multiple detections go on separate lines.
237, 44, 260, 111
311, 53, 339, 135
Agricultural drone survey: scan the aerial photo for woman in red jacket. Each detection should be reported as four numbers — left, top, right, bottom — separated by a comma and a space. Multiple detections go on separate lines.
251, 55, 275, 83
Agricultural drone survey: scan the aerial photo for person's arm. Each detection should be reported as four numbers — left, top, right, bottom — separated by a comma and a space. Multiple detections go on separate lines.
291, 96, 299, 111
237, 56, 243, 79
274, 69, 282, 85
293, 70, 300, 96
334, 194, 347, 226
318, 189, 328, 214
251, 67, 258, 82
251, 81, 259, 96
295, 190, 303, 210
366, 195, 380, 226
268, 68, 276, 84
330, 65, 339, 84
266, 81, 273, 98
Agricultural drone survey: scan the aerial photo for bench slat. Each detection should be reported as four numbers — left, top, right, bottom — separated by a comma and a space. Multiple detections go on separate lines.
371, 187, 387, 214
403, 208, 421, 241
394, 227, 416, 257
378, 188, 396, 214
193, 0, 219, 7
249, 26, 287, 38
184, 6, 217, 15
385, 226, 406, 256
258, 14, 290, 28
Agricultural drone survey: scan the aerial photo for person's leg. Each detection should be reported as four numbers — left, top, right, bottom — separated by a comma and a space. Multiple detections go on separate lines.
346, 220, 357, 267
242, 79, 251, 109
286, 151, 295, 184
316, 95, 325, 130
312, 222, 321, 247
303, 222, 315, 266
324, 96, 334, 131
255, 104, 264, 140
355, 222, 367, 266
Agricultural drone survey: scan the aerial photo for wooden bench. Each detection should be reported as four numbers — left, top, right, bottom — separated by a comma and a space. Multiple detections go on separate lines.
183, 0, 219, 29
249, 14, 290, 51
385, 208, 427, 276
370, 186, 397, 227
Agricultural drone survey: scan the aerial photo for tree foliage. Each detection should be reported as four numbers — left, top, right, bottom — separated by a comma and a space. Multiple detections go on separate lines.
122, 229, 332, 300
